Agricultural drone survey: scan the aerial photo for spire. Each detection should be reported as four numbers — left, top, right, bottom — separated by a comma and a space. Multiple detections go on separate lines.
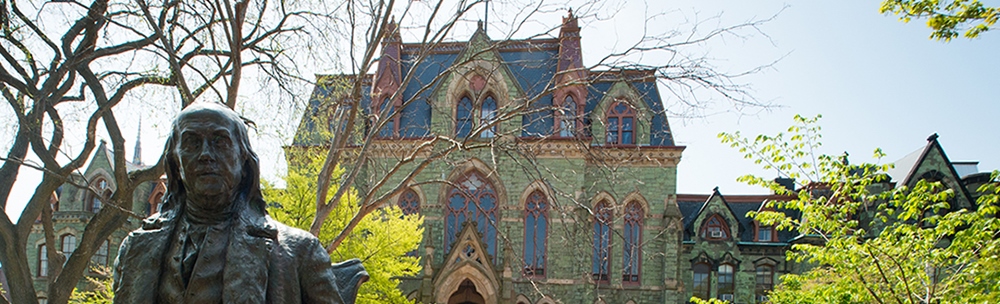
132, 117, 142, 166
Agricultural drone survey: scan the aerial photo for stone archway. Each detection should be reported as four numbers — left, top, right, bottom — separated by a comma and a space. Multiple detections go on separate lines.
448, 279, 485, 304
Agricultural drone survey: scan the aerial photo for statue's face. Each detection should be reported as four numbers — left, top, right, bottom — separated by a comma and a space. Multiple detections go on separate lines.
173, 108, 244, 203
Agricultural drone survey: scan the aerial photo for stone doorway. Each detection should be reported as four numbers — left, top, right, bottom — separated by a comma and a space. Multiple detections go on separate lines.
447, 279, 485, 304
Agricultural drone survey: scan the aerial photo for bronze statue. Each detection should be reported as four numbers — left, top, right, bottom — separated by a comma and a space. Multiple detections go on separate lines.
113, 101, 367, 303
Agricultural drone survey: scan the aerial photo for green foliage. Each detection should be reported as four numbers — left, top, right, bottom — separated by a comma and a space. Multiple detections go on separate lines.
721, 115, 1000, 303
68, 267, 114, 304
880, 0, 998, 40
264, 153, 423, 304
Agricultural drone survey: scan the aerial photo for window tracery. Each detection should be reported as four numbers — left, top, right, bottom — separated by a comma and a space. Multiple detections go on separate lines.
445, 172, 498, 262
592, 200, 612, 283
524, 190, 548, 277
605, 101, 635, 145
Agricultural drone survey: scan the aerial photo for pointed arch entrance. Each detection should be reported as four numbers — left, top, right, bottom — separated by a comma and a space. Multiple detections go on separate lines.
448, 279, 485, 304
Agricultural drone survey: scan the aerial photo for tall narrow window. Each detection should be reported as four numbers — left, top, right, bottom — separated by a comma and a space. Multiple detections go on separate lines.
38, 244, 48, 277
557, 96, 577, 137
622, 201, 643, 284
605, 101, 635, 145
700, 214, 731, 240
692, 263, 711, 300
756, 265, 774, 302
445, 173, 498, 262
456, 97, 474, 138
718, 264, 735, 301
92, 240, 110, 266
398, 189, 420, 215
480, 96, 497, 138
88, 178, 110, 213
524, 190, 548, 277
592, 200, 612, 283
61, 234, 76, 262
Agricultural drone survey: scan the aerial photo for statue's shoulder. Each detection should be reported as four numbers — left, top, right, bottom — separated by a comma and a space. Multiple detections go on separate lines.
266, 217, 322, 247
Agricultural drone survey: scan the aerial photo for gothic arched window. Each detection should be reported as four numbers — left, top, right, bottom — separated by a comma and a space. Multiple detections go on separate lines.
605, 101, 635, 145
524, 190, 548, 277
592, 200, 612, 283
700, 214, 731, 240
480, 96, 497, 138
622, 201, 643, 284
398, 189, 420, 215
456, 96, 474, 138
87, 178, 111, 213
445, 172, 498, 261
557, 95, 578, 137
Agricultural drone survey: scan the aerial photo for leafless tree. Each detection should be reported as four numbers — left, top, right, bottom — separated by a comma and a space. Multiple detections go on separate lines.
0, 0, 325, 303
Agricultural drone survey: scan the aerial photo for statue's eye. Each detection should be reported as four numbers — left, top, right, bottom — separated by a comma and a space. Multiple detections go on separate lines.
213, 135, 231, 147
181, 137, 201, 150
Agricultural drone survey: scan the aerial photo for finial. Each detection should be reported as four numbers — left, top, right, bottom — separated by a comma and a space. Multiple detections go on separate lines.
568, 8, 573, 17
713, 186, 719, 192
477, 20, 483, 30
927, 133, 939, 142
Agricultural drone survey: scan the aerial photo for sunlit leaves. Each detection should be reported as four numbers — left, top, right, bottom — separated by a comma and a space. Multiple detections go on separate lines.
880, 0, 998, 41
723, 115, 1000, 303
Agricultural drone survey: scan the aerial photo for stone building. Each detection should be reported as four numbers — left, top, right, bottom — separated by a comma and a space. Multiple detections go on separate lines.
287, 12, 808, 304
19, 11, 991, 304
288, 12, 992, 303
24, 140, 165, 303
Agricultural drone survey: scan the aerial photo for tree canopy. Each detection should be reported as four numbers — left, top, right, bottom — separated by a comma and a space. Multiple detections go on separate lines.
881, 0, 998, 40
263, 153, 423, 304
719, 115, 1000, 303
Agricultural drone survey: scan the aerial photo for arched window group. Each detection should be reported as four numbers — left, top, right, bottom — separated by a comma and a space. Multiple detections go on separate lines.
455, 94, 498, 138
591, 200, 612, 283
445, 172, 498, 261
60, 234, 76, 262
523, 190, 548, 277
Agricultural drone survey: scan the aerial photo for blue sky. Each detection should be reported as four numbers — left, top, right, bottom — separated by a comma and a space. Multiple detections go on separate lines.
2, 1, 997, 220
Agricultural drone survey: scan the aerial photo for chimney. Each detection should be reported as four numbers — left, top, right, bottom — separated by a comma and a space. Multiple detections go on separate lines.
774, 177, 795, 193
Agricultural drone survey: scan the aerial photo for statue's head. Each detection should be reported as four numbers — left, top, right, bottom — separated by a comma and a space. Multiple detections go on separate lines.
160, 101, 265, 216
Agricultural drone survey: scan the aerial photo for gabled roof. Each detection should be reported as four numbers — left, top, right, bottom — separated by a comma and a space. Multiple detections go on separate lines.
886, 134, 974, 206
677, 189, 797, 243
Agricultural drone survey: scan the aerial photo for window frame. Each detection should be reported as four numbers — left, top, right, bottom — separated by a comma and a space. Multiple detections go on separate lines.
622, 201, 643, 285
444, 172, 499, 262
455, 95, 475, 138
718, 263, 735, 300
692, 263, 711, 300
87, 178, 111, 213
591, 200, 613, 284
554, 94, 582, 138
700, 214, 731, 241
60, 234, 76, 263
523, 190, 548, 278
38, 244, 48, 278
480, 95, 497, 138
604, 100, 636, 146
755, 264, 775, 302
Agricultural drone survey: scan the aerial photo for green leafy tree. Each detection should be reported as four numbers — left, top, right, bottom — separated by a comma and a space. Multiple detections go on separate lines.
719, 114, 1000, 303
881, 0, 998, 40
264, 153, 423, 304
68, 267, 113, 304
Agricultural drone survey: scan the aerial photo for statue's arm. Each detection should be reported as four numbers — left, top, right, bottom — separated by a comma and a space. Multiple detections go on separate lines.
298, 236, 346, 304
111, 234, 133, 304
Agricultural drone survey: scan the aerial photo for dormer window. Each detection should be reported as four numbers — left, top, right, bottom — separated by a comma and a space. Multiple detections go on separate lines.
700, 214, 730, 240
605, 101, 635, 145
757, 225, 773, 242
87, 177, 112, 213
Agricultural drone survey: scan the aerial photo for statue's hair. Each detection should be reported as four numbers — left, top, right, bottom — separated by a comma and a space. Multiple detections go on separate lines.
157, 101, 266, 218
